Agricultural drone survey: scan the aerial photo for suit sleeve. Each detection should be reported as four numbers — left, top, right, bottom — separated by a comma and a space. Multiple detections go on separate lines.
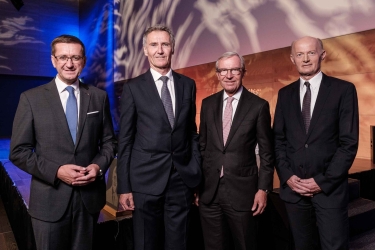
199, 99, 207, 159
314, 83, 359, 194
90, 93, 117, 173
117, 83, 136, 194
273, 91, 295, 186
256, 101, 274, 191
190, 81, 201, 165
9, 93, 61, 185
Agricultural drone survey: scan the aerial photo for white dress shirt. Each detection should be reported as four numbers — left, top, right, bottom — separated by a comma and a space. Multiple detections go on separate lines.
150, 68, 176, 116
222, 85, 243, 121
299, 71, 323, 117
55, 75, 80, 121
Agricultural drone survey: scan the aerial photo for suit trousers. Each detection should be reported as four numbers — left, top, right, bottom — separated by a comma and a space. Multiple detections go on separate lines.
31, 188, 99, 250
132, 169, 194, 250
199, 178, 258, 250
284, 197, 349, 250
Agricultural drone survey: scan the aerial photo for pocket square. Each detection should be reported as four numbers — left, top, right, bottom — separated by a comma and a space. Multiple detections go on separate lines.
87, 111, 99, 115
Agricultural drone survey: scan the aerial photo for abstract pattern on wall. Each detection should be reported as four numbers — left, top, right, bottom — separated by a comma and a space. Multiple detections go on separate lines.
113, 0, 375, 81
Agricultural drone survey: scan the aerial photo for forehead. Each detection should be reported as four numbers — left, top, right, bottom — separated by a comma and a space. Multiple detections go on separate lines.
54, 43, 83, 54
146, 30, 171, 42
218, 56, 241, 68
293, 38, 319, 52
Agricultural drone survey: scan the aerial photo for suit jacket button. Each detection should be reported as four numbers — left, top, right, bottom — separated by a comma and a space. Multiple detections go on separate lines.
223, 151, 226, 154
305, 144, 308, 148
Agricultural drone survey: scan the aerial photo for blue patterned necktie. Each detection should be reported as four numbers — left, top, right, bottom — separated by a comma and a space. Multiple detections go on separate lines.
302, 82, 311, 134
160, 76, 175, 128
66, 86, 78, 144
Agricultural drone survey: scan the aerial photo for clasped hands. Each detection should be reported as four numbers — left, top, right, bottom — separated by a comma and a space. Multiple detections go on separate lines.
57, 164, 100, 186
287, 175, 321, 197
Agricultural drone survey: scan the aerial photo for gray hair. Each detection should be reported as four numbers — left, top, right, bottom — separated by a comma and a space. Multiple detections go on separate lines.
215, 52, 245, 70
142, 25, 175, 51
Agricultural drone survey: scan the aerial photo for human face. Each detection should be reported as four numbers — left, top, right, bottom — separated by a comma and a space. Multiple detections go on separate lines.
51, 43, 86, 85
290, 37, 326, 81
143, 31, 173, 74
216, 56, 244, 96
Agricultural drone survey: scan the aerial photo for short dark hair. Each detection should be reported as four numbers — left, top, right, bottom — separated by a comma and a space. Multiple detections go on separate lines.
143, 25, 175, 51
51, 34, 86, 57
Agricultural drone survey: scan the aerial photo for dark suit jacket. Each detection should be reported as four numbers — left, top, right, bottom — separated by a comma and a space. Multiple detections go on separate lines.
9, 80, 116, 222
199, 88, 274, 211
274, 73, 359, 208
117, 69, 201, 195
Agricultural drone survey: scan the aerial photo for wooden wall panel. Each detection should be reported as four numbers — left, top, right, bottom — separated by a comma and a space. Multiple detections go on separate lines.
176, 29, 375, 160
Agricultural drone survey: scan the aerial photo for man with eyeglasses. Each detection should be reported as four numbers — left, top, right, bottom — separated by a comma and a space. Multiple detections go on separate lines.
196, 52, 274, 250
9, 34, 116, 250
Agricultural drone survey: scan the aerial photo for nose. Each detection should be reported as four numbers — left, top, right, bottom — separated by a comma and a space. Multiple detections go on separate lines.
303, 54, 310, 62
157, 44, 163, 54
226, 70, 233, 78
65, 58, 74, 67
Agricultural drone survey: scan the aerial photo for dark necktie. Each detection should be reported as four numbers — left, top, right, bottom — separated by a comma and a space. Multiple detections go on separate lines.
302, 82, 311, 134
66, 86, 78, 144
160, 76, 174, 128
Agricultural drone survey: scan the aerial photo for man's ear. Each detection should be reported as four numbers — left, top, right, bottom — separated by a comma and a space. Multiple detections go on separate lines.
143, 46, 148, 56
320, 50, 326, 61
290, 54, 296, 65
51, 55, 57, 68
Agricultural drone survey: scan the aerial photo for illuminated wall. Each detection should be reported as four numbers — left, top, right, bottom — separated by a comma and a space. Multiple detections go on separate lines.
175, 29, 375, 159
0, 0, 79, 76
1, 0, 375, 159
114, 0, 375, 81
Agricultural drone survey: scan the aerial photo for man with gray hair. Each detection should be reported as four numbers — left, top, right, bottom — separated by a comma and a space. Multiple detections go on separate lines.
196, 51, 274, 250
117, 25, 201, 250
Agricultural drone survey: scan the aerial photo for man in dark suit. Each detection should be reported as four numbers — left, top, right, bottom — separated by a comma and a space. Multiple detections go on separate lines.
274, 36, 359, 249
9, 35, 116, 250
197, 52, 274, 250
117, 25, 201, 250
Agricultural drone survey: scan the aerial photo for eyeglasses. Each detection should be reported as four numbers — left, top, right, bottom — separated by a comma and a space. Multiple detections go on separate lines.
54, 55, 84, 62
217, 68, 243, 76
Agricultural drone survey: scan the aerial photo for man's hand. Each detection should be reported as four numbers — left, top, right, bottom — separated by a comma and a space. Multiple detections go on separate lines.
193, 192, 199, 206
252, 190, 267, 216
119, 193, 135, 211
57, 164, 86, 185
287, 175, 313, 197
299, 178, 322, 195
72, 164, 100, 186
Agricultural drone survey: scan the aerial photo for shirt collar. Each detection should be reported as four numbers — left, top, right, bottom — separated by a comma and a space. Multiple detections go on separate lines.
55, 75, 80, 94
150, 68, 173, 82
223, 85, 243, 101
300, 71, 322, 91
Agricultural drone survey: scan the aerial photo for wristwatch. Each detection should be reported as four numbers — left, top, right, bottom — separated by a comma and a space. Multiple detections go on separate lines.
98, 169, 103, 177
259, 189, 270, 194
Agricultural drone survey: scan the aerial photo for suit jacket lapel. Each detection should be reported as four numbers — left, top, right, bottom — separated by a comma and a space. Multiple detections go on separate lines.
140, 70, 171, 127
172, 71, 183, 130
290, 80, 306, 135
76, 83, 91, 147
224, 89, 251, 149
44, 80, 74, 145
214, 91, 224, 147
307, 74, 331, 136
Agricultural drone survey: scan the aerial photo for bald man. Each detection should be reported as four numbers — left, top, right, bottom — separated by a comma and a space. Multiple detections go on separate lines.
274, 36, 359, 249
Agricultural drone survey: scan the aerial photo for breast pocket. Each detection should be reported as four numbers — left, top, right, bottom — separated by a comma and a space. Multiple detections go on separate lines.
87, 111, 100, 118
